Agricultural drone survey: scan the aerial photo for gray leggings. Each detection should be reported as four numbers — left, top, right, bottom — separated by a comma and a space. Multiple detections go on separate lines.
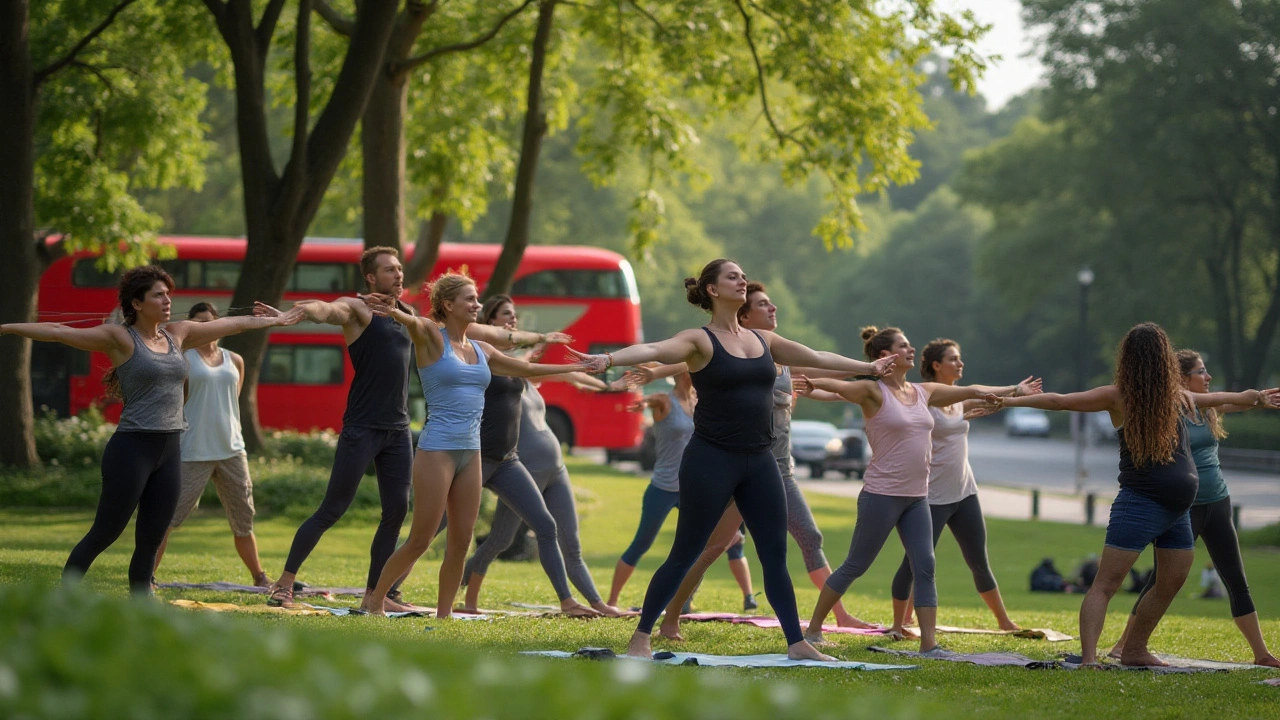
827, 491, 937, 607
890, 493, 996, 602
464, 464, 601, 603
779, 459, 828, 572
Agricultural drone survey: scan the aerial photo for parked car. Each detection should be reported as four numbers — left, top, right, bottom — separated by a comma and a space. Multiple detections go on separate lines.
1004, 406, 1051, 437
1090, 411, 1119, 443
827, 428, 871, 479
790, 420, 844, 478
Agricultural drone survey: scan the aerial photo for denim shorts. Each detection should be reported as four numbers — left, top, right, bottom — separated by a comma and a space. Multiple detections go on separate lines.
1104, 487, 1194, 552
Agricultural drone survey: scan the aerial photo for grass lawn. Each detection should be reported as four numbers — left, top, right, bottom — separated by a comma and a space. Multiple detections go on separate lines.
3, 456, 1280, 718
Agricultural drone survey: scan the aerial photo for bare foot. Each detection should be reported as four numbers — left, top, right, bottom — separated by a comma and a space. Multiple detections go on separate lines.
381, 596, 422, 614
591, 601, 624, 617
360, 599, 386, 617
657, 624, 685, 642
900, 614, 915, 627
788, 640, 837, 662
561, 600, 602, 618
888, 626, 919, 641
453, 603, 481, 614
1119, 649, 1168, 667
835, 614, 880, 630
625, 631, 653, 659
803, 632, 835, 648
1106, 645, 1124, 661
999, 621, 1022, 632
1255, 653, 1280, 668
252, 572, 273, 589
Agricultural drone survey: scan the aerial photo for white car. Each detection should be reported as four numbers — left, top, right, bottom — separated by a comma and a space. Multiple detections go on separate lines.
1004, 406, 1051, 437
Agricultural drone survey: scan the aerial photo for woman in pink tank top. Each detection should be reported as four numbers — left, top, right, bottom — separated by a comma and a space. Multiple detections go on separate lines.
795, 326, 1000, 654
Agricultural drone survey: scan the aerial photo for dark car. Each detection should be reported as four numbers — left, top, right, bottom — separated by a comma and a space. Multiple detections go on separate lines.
790, 420, 845, 478
826, 428, 871, 479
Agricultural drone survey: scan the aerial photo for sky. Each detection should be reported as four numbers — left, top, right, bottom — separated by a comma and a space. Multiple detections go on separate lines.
941, 0, 1046, 108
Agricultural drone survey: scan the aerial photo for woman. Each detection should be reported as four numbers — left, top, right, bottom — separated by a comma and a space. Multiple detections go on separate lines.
570, 259, 897, 661
357, 275, 589, 617
154, 302, 270, 588
606, 366, 756, 612
994, 323, 1279, 666
1107, 349, 1280, 667
885, 339, 1035, 638
0, 265, 301, 594
457, 295, 621, 616
799, 327, 1003, 653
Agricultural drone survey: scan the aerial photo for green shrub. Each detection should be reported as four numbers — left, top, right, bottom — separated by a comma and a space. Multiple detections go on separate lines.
33, 407, 114, 467
262, 428, 341, 467
0, 583, 927, 720
0, 465, 103, 508
1220, 411, 1280, 451
1238, 521, 1280, 549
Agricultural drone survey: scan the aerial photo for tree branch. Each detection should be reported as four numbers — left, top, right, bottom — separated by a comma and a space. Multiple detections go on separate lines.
256, 0, 290, 52
314, 0, 355, 36
33, 0, 141, 87
732, 0, 806, 150
283, 0, 313, 196
70, 61, 117, 92
395, 0, 536, 74
625, 0, 666, 35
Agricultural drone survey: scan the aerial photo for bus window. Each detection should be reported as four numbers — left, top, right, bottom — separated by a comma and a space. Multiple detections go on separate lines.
512, 269, 632, 299
71, 259, 120, 287
261, 345, 344, 385
293, 263, 359, 293
204, 261, 241, 289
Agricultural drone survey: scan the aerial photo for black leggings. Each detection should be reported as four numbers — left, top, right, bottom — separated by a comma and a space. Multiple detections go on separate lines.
1131, 496, 1253, 618
890, 493, 997, 601
636, 437, 802, 644
64, 431, 182, 594
283, 425, 412, 589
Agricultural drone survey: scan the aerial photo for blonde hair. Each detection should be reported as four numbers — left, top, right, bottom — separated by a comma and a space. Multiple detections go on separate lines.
427, 271, 476, 321
1177, 349, 1227, 440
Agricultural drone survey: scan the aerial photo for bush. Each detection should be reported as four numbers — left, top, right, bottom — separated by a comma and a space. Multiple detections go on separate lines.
1238, 521, 1280, 549
33, 407, 114, 467
262, 428, 341, 468
0, 465, 103, 508
1220, 411, 1280, 451
249, 455, 380, 518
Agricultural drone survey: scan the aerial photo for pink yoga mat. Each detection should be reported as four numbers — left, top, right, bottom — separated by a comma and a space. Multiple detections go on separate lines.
680, 613, 888, 636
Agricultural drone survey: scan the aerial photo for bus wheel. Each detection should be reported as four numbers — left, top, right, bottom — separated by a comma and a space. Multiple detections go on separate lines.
545, 408, 574, 450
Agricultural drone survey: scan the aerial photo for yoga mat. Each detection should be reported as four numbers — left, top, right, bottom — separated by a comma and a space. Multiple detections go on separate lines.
169, 599, 331, 617
679, 613, 888, 636
158, 581, 366, 598
522, 649, 916, 670
869, 645, 1058, 669
1060, 653, 1273, 673
302, 604, 433, 619
934, 625, 1074, 642
1259, 678, 1280, 686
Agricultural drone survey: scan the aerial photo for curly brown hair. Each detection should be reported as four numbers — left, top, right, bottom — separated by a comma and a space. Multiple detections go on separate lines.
1177, 349, 1227, 440
1115, 323, 1185, 467
920, 338, 958, 382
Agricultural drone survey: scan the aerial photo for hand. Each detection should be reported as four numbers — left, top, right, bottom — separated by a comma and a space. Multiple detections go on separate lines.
360, 293, 398, 317
626, 400, 647, 413
1015, 376, 1043, 397
253, 301, 281, 318
794, 375, 815, 396
565, 347, 609, 374
275, 305, 307, 327
526, 343, 547, 363
543, 331, 573, 345
870, 355, 897, 378
982, 393, 1004, 409
964, 405, 1001, 420
1261, 388, 1280, 409
606, 378, 631, 392
623, 366, 656, 387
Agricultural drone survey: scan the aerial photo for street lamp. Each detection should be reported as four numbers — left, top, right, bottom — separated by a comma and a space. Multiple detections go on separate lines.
1074, 266, 1094, 495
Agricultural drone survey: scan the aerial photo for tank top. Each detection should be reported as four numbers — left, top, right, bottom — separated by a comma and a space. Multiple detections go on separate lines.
926, 404, 977, 504
481, 373, 526, 460
770, 366, 793, 463
343, 312, 413, 430
690, 328, 776, 452
1183, 412, 1227, 506
418, 327, 490, 451
861, 381, 934, 497
181, 348, 245, 461
651, 390, 695, 492
517, 380, 563, 474
1116, 422, 1199, 511
115, 326, 188, 433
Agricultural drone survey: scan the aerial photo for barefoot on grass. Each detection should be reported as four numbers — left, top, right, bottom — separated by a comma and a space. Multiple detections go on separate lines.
788, 640, 836, 662
1119, 650, 1168, 667
625, 632, 653, 659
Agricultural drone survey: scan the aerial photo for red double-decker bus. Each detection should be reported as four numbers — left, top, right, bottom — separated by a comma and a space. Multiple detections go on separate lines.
34, 236, 644, 450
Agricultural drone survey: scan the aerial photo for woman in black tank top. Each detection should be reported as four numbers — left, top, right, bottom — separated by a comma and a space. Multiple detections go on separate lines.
572, 259, 897, 662
995, 323, 1280, 666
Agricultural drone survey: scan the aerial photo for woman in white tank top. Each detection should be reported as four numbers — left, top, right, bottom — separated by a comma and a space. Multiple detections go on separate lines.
154, 303, 270, 588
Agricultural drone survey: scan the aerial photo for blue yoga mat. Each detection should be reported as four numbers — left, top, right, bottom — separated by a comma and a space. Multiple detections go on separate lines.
522, 650, 916, 670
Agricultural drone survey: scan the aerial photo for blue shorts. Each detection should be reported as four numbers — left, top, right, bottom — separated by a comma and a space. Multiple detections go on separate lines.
1104, 487, 1194, 552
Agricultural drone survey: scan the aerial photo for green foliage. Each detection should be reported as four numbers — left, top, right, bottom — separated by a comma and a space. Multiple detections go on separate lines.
32, 407, 113, 468
1219, 411, 1280, 452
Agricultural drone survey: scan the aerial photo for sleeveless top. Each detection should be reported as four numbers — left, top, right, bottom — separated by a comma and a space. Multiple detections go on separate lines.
650, 390, 695, 492
926, 404, 977, 505
344, 313, 413, 430
1184, 412, 1228, 506
418, 327, 491, 451
861, 381, 935, 497
181, 348, 245, 461
481, 373, 526, 460
770, 365, 794, 463
517, 380, 564, 474
1116, 422, 1199, 511
690, 328, 776, 452
116, 326, 188, 433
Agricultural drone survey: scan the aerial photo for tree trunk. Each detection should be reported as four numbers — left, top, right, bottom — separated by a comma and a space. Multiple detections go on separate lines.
484, 0, 557, 299
0, 0, 40, 467
404, 211, 448, 287
361, 70, 409, 251
211, 0, 399, 451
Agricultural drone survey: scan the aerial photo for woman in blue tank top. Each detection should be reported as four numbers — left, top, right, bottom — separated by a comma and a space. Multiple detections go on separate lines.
1109, 349, 1280, 667
571, 259, 897, 662
357, 273, 590, 617
0, 265, 302, 594
996, 323, 1280, 666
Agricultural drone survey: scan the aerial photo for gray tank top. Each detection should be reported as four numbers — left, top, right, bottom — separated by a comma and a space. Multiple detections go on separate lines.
116, 326, 188, 433
771, 365, 792, 462
517, 380, 563, 474
650, 391, 694, 492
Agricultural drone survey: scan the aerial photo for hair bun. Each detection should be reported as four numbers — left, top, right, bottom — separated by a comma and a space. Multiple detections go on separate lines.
683, 277, 698, 289
860, 326, 879, 341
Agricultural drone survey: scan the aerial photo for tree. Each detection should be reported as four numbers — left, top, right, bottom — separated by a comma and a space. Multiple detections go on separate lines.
0, 0, 209, 466
201, 0, 399, 450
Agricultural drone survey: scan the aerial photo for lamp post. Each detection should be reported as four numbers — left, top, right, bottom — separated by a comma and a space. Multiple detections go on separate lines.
1074, 266, 1094, 496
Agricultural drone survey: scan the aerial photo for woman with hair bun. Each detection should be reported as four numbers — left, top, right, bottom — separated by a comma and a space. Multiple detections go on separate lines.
571, 259, 897, 661
357, 273, 590, 617
0, 265, 303, 594
994, 323, 1280, 666
798, 327, 1006, 653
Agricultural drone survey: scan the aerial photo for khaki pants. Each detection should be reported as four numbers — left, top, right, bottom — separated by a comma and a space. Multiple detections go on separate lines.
170, 453, 255, 536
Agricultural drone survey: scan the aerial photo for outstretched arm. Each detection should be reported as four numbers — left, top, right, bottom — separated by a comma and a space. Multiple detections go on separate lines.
1189, 389, 1279, 410
170, 308, 305, 349
803, 377, 880, 406
535, 370, 612, 392
570, 331, 704, 371
761, 331, 895, 378
999, 385, 1121, 413
964, 376, 1043, 398
466, 322, 572, 351
921, 383, 1002, 408
482, 342, 589, 378
0, 322, 126, 354
256, 298, 362, 328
